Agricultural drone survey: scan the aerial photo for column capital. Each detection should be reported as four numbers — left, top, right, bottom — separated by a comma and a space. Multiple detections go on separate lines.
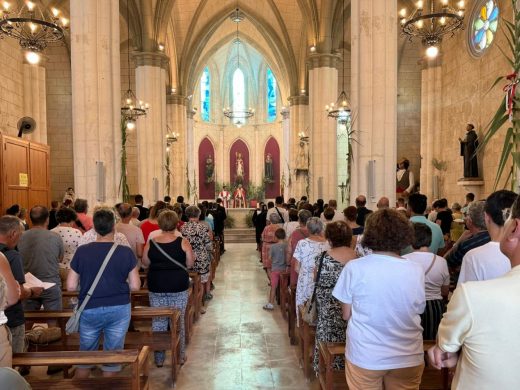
186, 107, 196, 119
132, 51, 169, 71
280, 106, 290, 119
167, 94, 188, 105
288, 95, 309, 106
307, 53, 342, 70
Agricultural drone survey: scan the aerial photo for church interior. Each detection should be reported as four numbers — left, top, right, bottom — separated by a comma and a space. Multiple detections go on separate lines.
0, 0, 517, 389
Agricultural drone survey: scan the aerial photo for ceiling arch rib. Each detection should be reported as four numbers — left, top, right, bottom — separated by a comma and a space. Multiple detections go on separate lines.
120, 0, 143, 50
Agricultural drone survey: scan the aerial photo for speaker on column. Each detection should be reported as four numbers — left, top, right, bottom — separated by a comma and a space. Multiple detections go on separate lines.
96, 161, 105, 202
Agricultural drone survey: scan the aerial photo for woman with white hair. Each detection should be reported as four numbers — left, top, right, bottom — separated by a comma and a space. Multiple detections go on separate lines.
294, 217, 330, 323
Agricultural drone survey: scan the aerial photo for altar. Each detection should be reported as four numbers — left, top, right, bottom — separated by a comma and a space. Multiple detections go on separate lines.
226, 207, 255, 228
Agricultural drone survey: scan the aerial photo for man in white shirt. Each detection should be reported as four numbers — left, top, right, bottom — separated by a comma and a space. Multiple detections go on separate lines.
266, 196, 289, 223
319, 199, 344, 222
428, 194, 520, 389
458, 190, 516, 285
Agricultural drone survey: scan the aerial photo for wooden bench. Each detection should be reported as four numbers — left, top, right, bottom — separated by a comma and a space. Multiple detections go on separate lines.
24, 307, 181, 385
189, 272, 203, 321
13, 347, 150, 390
317, 341, 451, 390
279, 271, 290, 320
298, 306, 316, 379
287, 285, 297, 345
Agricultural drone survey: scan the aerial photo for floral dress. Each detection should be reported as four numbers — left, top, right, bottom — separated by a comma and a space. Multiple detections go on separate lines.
180, 221, 212, 282
51, 226, 82, 269
313, 253, 347, 372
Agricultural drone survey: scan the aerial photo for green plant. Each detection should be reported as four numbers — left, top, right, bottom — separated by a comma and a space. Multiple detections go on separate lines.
247, 182, 265, 201
432, 158, 447, 171
224, 213, 235, 228
119, 118, 130, 202
478, 1, 520, 190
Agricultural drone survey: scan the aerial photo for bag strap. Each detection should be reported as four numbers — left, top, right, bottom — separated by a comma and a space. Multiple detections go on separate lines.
151, 239, 189, 273
425, 253, 436, 276
307, 251, 327, 313
275, 207, 285, 223
76, 243, 117, 314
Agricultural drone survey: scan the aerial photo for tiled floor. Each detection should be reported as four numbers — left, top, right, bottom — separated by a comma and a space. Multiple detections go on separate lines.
150, 242, 320, 389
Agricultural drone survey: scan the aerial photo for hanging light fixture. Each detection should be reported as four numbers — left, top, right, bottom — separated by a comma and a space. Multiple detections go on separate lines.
399, 0, 465, 58
121, 0, 148, 128
0, 1, 68, 62
325, 0, 351, 125
223, 6, 254, 127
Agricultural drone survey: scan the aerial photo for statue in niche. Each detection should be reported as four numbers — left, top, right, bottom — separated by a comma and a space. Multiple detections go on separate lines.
233, 184, 246, 208
459, 123, 479, 179
296, 141, 309, 171
265, 153, 274, 183
235, 152, 244, 184
205, 154, 214, 183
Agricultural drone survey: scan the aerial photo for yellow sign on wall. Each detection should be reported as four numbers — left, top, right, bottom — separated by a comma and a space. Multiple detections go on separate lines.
19, 173, 28, 187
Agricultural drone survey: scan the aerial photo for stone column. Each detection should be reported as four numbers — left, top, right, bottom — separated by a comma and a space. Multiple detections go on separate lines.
166, 94, 187, 199
134, 52, 168, 204
281, 107, 290, 200
420, 58, 442, 201
186, 107, 195, 203
289, 96, 309, 198
23, 62, 47, 144
308, 54, 340, 201
350, 0, 398, 207
70, 0, 121, 206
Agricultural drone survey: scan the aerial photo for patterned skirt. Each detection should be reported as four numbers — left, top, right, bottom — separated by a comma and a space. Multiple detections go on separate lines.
421, 299, 445, 341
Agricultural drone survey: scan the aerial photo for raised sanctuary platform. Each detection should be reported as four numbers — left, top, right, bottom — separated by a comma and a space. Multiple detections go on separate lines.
226, 207, 255, 228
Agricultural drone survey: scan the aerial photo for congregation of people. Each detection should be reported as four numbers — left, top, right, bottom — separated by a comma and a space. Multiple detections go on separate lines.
0, 187, 519, 389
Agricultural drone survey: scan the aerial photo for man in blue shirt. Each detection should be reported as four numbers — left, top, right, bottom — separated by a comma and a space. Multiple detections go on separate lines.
407, 193, 445, 254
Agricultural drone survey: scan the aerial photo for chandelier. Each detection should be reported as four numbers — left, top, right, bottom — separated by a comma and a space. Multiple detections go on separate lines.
325, 0, 351, 125
0, 1, 68, 64
399, 0, 465, 58
223, 7, 254, 127
121, 0, 148, 129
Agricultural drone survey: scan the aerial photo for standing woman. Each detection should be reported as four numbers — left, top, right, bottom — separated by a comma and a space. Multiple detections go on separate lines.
333, 209, 425, 390
253, 203, 267, 252
313, 221, 357, 373
67, 209, 141, 378
180, 206, 212, 302
140, 201, 167, 242
51, 207, 82, 284
261, 213, 283, 279
73, 199, 93, 233
142, 210, 194, 367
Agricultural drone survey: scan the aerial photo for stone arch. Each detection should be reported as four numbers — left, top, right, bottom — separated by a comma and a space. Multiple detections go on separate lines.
229, 138, 250, 188
264, 137, 281, 198
198, 137, 216, 200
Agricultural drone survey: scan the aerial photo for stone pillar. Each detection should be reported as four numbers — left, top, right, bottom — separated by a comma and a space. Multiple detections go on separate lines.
70, 0, 121, 206
23, 62, 47, 144
134, 52, 168, 204
289, 96, 309, 198
166, 94, 187, 199
308, 54, 340, 201
186, 107, 195, 203
420, 58, 442, 201
281, 107, 290, 200
350, 0, 398, 207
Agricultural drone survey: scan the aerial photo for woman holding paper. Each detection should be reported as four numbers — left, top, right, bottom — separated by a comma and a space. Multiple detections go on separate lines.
0, 253, 21, 367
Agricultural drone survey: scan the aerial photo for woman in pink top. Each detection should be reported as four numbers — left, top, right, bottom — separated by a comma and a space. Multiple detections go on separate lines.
73, 199, 93, 232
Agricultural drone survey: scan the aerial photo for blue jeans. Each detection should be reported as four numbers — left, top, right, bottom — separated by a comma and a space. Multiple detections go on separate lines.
78, 303, 131, 372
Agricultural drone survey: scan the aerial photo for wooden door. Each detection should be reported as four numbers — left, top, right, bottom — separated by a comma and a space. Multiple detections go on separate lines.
29, 143, 50, 208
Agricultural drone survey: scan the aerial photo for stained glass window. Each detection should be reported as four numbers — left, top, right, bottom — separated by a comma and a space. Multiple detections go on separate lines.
267, 68, 277, 122
469, 0, 499, 57
232, 68, 245, 125
200, 67, 210, 122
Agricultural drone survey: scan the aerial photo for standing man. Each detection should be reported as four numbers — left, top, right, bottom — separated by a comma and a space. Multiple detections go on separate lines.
218, 185, 231, 209
407, 193, 445, 255
355, 195, 372, 227
134, 194, 149, 221
116, 203, 145, 268
18, 206, 64, 311
396, 157, 415, 199
233, 184, 247, 208
267, 196, 289, 223
427, 194, 520, 389
459, 123, 479, 178
214, 198, 227, 254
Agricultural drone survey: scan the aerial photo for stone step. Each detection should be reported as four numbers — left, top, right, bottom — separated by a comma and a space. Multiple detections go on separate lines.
225, 228, 256, 243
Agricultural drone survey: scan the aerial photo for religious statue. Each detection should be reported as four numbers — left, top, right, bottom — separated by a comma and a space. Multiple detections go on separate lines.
396, 157, 415, 198
218, 185, 231, 208
296, 141, 309, 171
233, 184, 247, 208
265, 153, 274, 182
235, 152, 244, 184
205, 154, 214, 183
459, 123, 479, 178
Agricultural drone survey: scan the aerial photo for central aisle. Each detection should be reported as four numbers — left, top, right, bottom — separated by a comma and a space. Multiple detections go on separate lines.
150, 242, 320, 389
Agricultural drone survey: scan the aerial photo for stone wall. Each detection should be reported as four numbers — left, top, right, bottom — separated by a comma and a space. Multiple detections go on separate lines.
0, 38, 23, 136
46, 43, 74, 202
423, 1, 512, 203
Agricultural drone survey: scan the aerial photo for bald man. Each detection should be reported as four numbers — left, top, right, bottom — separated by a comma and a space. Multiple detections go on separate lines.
355, 195, 372, 226
377, 197, 390, 210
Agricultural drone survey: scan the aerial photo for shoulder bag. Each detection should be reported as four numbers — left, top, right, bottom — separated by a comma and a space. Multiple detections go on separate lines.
274, 207, 285, 223
150, 239, 189, 273
425, 253, 436, 276
302, 251, 326, 325
65, 243, 118, 335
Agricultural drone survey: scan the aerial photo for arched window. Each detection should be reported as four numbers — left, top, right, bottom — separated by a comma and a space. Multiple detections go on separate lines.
200, 67, 210, 122
266, 68, 277, 122
232, 68, 245, 125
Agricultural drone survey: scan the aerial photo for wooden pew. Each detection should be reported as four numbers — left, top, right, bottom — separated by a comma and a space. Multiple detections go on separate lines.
24, 307, 181, 385
189, 272, 203, 320
287, 285, 297, 345
279, 271, 290, 320
13, 347, 150, 390
317, 341, 451, 390
298, 307, 316, 379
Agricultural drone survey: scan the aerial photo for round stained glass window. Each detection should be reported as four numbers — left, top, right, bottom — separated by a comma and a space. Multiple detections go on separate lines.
468, 0, 499, 57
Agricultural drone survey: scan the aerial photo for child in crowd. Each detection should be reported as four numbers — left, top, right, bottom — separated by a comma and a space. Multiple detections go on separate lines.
263, 228, 287, 311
